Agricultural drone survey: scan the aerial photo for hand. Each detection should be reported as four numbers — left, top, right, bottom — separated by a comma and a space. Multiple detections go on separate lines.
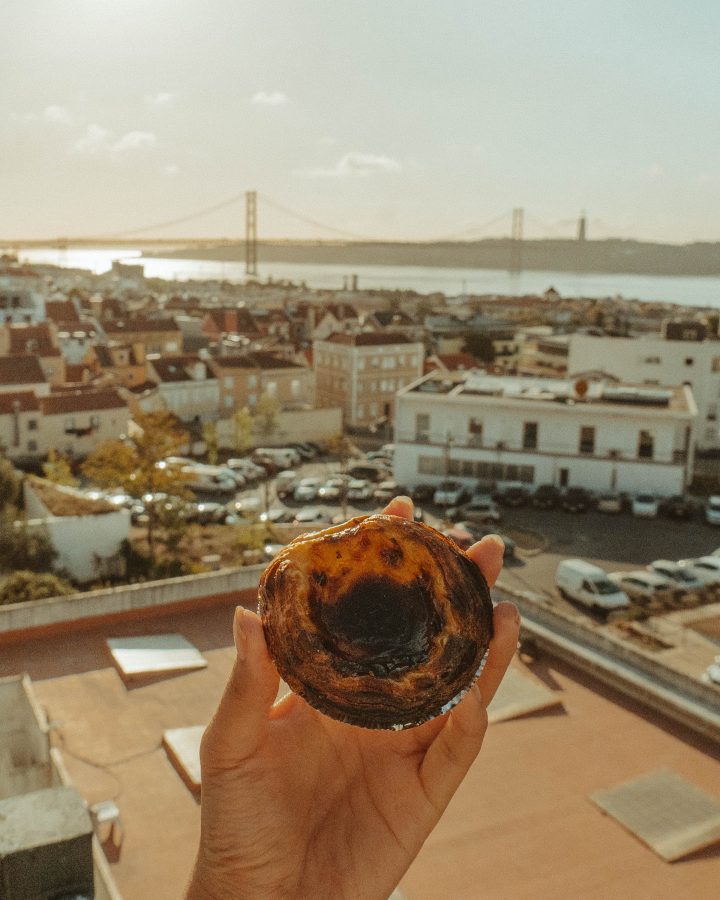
187, 497, 520, 900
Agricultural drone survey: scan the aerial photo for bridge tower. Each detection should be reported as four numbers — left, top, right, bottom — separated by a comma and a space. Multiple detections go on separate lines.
510, 207, 524, 271
578, 211, 587, 241
245, 190, 258, 278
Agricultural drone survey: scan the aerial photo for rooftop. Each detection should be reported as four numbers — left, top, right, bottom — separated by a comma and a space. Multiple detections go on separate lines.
322, 331, 414, 347
0, 390, 40, 414
404, 371, 694, 414
212, 351, 305, 370
39, 387, 127, 415
26, 476, 118, 516
105, 318, 179, 335
0, 354, 47, 386
0, 596, 717, 899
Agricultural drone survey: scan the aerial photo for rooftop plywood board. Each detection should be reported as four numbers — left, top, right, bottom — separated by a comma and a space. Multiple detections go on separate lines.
106, 634, 207, 680
163, 725, 204, 792
487, 666, 564, 724
590, 769, 720, 862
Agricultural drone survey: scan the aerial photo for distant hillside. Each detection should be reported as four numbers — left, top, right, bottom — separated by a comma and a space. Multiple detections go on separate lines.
147, 238, 720, 277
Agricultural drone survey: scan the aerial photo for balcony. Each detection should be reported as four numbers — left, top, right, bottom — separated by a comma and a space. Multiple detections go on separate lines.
396, 432, 687, 465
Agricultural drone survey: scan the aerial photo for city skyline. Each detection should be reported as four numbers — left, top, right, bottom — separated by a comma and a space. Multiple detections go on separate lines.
4, 1, 720, 243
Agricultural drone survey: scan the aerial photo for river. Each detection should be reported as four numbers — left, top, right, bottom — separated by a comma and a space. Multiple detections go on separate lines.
12, 247, 720, 309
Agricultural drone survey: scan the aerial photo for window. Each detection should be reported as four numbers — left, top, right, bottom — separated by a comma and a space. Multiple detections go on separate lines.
643, 356, 661, 365
418, 455, 445, 475
64, 417, 75, 432
685, 357, 694, 366
27, 419, 37, 431
468, 417, 483, 446
224, 376, 234, 389
416, 413, 430, 441
522, 421, 538, 450
291, 379, 301, 397
249, 393, 257, 406
27, 440, 37, 452
579, 426, 595, 455
266, 381, 277, 396
382, 357, 396, 369
357, 404, 364, 418
712, 356, 720, 372
90, 415, 100, 428
224, 395, 234, 408
248, 374, 258, 387
369, 402, 378, 417
638, 430, 654, 459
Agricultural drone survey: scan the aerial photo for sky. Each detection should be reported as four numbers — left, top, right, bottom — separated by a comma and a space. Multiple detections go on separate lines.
3, 0, 720, 244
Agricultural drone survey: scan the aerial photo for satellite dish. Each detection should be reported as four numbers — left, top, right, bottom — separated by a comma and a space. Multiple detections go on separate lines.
574, 378, 589, 398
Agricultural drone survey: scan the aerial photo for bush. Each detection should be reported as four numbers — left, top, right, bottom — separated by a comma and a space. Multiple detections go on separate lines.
0, 571, 73, 606
0, 514, 57, 573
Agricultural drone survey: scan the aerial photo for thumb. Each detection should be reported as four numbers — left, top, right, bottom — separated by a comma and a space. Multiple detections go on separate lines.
201, 607, 280, 772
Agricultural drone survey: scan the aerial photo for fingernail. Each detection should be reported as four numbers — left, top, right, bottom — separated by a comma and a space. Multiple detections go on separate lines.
234, 606, 247, 661
487, 534, 505, 553
394, 495, 413, 510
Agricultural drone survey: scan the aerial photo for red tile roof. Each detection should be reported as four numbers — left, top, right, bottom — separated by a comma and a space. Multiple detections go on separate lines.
0, 390, 40, 414
150, 355, 215, 383
45, 299, 80, 323
105, 318, 179, 335
39, 388, 127, 415
212, 351, 305, 370
7, 323, 58, 357
203, 307, 260, 336
0, 354, 47, 386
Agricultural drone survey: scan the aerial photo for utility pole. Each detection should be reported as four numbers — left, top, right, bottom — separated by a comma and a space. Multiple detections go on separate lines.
510, 207, 524, 271
245, 190, 258, 278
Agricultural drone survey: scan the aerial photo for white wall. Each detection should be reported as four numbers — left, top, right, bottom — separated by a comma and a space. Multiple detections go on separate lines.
216, 406, 343, 449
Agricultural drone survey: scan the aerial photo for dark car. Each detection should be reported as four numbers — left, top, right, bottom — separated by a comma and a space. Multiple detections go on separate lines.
498, 485, 529, 507
410, 483, 436, 504
659, 494, 694, 520
561, 486, 592, 513
532, 484, 560, 509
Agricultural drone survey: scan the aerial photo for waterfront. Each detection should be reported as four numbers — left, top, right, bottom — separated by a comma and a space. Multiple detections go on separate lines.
11, 246, 720, 308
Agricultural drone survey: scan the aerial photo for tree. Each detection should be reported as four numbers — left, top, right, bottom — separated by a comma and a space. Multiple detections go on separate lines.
42, 450, 79, 487
81, 411, 191, 561
0, 456, 20, 513
462, 332, 495, 364
0, 570, 73, 606
233, 407, 254, 453
255, 392, 280, 441
0, 517, 57, 574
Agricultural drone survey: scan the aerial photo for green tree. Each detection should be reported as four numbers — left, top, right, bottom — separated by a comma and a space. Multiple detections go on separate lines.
0, 456, 20, 512
203, 421, 219, 464
0, 517, 57, 574
233, 407, 254, 453
42, 449, 79, 487
254, 392, 280, 441
462, 332, 496, 363
81, 411, 191, 561
0, 570, 73, 606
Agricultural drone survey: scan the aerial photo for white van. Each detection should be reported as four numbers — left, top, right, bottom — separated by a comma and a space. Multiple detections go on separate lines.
253, 447, 300, 468
555, 559, 630, 611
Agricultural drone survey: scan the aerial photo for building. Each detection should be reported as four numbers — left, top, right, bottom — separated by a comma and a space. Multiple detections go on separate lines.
516, 330, 570, 377
0, 322, 66, 385
0, 269, 45, 323
200, 307, 262, 344
104, 318, 183, 355
147, 354, 219, 423
211, 351, 314, 414
314, 332, 424, 429
393, 370, 696, 496
37, 388, 129, 460
568, 332, 720, 451
88, 342, 150, 389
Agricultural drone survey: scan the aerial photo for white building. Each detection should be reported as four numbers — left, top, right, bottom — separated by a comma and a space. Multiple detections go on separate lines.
394, 371, 696, 496
568, 333, 720, 452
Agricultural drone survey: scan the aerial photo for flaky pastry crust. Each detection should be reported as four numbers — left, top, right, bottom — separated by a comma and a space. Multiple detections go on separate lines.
258, 514, 494, 729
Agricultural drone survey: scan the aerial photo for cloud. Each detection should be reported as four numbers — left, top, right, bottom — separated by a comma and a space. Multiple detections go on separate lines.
298, 152, 402, 178
111, 131, 157, 153
73, 125, 157, 154
251, 90, 288, 106
43, 105, 72, 124
162, 163, 180, 177
145, 91, 175, 105
74, 123, 113, 153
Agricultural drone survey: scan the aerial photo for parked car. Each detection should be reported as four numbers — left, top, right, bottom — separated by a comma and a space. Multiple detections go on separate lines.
452, 521, 516, 559
263, 542, 286, 561
317, 475, 349, 501
373, 480, 402, 503
410, 483, 436, 504
703, 658, 720, 685
607, 570, 677, 603
226, 458, 266, 483
289, 442, 318, 461
561, 487, 592, 513
184, 501, 228, 525
659, 494, 694, 520
346, 478, 375, 502
180, 465, 236, 495
293, 506, 333, 525
498, 485, 529, 507
555, 559, 629, 611
455, 494, 501, 524
252, 447, 300, 469
677, 556, 720, 586
631, 493, 659, 518
648, 560, 705, 592
259, 506, 294, 524
293, 477, 324, 503
225, 496, 261, 522
433, 480, 468, 507
347, 462, 389, 483
367, 449, 393, 463
596, 492, 623, 514
532, 484, 561, 509
705, 496, 720, 526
